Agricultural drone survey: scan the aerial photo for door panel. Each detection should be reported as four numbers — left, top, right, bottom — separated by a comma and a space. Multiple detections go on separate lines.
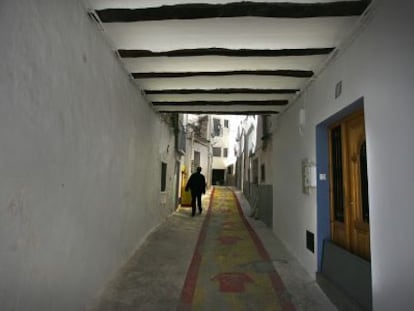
329, 110, 370, 260
346, 112, 370, 259
329, 124, 350, 250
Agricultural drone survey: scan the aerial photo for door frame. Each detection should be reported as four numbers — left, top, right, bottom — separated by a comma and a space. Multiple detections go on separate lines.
316, 97, 365, 271
328, 109, 370, 259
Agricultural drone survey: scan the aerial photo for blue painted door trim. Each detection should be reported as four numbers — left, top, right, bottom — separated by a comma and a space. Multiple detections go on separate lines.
316, 97, 364, 271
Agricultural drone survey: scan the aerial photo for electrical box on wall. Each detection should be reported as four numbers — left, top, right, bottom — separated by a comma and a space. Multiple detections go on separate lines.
302, 159, 317, 194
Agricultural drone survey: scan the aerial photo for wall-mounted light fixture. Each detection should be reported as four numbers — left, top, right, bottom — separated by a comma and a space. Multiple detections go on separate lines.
335, 80, 343, 98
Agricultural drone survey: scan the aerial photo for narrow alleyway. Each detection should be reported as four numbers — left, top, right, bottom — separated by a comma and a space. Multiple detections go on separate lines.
91, 187, 335, 311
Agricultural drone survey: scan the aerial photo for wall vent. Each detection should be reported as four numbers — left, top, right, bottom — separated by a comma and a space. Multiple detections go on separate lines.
306, 230, 315, 253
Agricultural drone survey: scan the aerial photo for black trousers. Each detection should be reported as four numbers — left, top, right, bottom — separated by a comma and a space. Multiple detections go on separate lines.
191, 191, 203, 216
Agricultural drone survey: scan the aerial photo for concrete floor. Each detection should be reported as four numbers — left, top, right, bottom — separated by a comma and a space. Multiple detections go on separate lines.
90, 187, 336, 311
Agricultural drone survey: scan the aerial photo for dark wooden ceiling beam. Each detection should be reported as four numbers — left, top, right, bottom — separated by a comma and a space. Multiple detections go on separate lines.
118, 48, 334, 58
97, 1, 369, 22
157, 110, 279, 115
133, 70, 313, 79
145, 88, 299, 94
152, 100, 288, 106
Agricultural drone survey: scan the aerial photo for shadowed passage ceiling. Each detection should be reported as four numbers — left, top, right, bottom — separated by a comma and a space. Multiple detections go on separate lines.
86, 0, 370, 114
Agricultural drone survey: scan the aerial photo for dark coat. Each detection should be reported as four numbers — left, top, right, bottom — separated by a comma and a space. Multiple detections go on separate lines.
185, 172, 206, 194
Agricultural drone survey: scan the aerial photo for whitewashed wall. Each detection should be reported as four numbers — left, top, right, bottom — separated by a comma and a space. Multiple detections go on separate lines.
193, 141, 210, 174
255, 116, 273, 184
224, 116, 244, 167
272, 1, 414, 309
0, 1, 177, 310
211, 116, 227, 169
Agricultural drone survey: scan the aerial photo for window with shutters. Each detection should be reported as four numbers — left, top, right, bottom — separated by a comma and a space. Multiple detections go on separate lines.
213, 147, 221, 157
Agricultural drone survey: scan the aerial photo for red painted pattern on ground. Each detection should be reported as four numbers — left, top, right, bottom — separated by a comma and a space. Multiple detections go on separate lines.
216, 235, 242, 245
211, 272, 254, 293
232, 191, 296, 311
177, 188, 215, 310
178, 188, 296, 311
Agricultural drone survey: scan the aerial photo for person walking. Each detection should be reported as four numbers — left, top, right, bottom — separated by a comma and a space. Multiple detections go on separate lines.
185, 166, 206, 217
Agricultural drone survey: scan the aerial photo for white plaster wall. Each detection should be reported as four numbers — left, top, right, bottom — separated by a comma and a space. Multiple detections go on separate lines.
211, 115, 244, 170
193, 142, 209, 173
259, 141, 273, 185
246, 117, 258, 154
211, 116, 228, 169
212, 156, 225, 169
224, 116, 244, 167
0, 1, 177, 310
272, 102, 316, 271
255, 116, 273, 184
159, 122, 178, 212
193, 143, 207, 167
272, 0, 414, 309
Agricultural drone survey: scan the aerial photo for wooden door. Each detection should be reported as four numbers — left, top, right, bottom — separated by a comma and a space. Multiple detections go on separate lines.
329, 110, 370, 260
